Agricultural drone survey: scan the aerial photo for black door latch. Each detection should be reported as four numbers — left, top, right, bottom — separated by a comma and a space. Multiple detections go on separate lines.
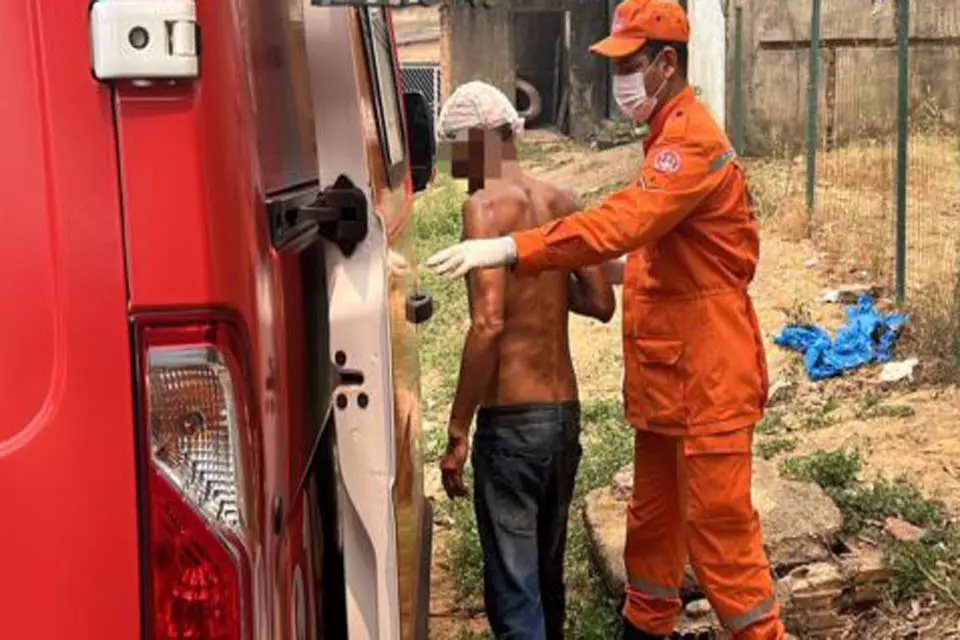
406, 290, 434, 325
267, 175, 368, 256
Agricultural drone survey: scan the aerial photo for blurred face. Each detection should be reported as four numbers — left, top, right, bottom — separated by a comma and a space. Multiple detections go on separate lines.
442, 128, 505, 188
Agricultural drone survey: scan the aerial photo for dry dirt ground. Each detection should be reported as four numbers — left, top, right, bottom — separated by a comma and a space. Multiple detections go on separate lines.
424, 132, 960, 638
429, 529, 490, 639
393, 6, 441, 64
539, 134, 960, 514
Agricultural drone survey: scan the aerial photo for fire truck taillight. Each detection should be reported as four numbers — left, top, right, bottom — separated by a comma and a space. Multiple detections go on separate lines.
137, 322, 252, 640
148, 347, 244, 530
149, 469, 242, 639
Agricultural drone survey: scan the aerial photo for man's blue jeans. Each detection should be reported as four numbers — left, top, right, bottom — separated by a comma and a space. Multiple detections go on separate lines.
471, 401, 582, 640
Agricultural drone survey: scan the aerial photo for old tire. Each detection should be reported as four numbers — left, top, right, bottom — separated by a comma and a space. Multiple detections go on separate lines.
515, 78, 542, 123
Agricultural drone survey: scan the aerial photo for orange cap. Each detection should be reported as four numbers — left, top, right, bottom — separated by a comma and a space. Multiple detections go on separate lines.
589, 0, 690, 59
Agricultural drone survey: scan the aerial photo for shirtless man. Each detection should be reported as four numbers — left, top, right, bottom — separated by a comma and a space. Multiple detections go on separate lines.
435, 82, 616, 640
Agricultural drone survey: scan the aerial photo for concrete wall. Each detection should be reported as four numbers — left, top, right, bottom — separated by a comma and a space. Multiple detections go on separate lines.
441, 0, 609, 141
514, 11, 565, 124
562, 0, 610, 140
728, 0, 960, 155
440, 4, 515, 103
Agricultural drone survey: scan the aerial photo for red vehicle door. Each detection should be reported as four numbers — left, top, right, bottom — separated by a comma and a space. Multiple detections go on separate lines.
0, 1, 141, 637
1, 1, 435, 638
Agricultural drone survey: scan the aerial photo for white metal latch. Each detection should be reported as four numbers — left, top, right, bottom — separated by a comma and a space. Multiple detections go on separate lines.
90, 0, 199, 82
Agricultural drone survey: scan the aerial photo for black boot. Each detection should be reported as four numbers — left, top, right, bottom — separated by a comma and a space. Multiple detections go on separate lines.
621, 618, 665, 640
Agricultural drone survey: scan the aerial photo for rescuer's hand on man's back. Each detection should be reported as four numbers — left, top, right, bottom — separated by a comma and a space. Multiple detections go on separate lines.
426, 236, 517, 278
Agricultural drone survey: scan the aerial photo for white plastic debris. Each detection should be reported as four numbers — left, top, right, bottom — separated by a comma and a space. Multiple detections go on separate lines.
819, 284, 881, 304
880, 358, 919, 383
821, 289, 840, 304
767, 378, 796, 407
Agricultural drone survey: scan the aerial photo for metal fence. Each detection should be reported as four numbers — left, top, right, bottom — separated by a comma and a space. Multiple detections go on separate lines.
400, 63, 442, 126
730, 0, 960, 308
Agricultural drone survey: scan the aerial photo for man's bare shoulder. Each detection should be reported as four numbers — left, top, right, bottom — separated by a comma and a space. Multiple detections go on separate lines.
461, 183, 530, 234
525, 177, 580, 219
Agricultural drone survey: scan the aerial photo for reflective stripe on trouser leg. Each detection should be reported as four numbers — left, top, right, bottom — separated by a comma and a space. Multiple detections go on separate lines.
684, 430, 785, 640
725, 596, 777, 632
623, 431, 686, 636
629, 578, 680, 601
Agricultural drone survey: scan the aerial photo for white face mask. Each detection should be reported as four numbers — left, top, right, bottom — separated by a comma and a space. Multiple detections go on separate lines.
613, 56, 669, 123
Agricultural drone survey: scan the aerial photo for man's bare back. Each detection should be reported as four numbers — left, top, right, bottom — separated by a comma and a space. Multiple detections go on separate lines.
461, 175, 615, 408
436, 99, 615, 503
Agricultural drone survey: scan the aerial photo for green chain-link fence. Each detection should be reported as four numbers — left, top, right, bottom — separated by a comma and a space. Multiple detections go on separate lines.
731, 0, 960, 308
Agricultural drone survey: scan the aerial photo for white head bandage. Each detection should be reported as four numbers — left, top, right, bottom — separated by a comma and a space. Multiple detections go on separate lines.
436, 81, 525, 142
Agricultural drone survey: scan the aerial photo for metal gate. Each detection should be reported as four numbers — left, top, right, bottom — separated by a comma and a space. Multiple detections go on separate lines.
400, 63, 441, 125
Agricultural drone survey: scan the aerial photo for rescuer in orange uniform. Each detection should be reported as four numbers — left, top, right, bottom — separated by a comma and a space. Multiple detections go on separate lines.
427, 1, 785, 638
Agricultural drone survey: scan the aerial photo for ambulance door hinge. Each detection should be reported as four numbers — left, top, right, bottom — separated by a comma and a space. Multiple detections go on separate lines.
89, 0, 199, 83
266, 176, 368, 255
299, 176, 369, 258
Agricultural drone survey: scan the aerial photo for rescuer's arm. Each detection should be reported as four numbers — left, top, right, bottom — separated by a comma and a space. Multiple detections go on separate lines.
510, 141, 725, 277
441, 198, 506, 498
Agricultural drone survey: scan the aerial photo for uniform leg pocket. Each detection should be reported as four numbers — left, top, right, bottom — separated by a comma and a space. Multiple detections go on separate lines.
632, 338, 686, 424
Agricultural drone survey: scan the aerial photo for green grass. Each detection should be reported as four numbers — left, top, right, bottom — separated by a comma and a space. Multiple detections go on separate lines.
564, 399, 633, 639
439, 486, 486, 606
574, 400, 635, 500
798, 399, 840, 431
414, 176, 630, 636
855, 391, 917, 420
779, 448, 960, 604
423, 426, 448, 464
415, 174, 470, 408
517, 140, 578, 172
754, 400, 839, 444
756, 410, 787, 436
754, 435, 798, 460
908, 269, 960, 385
779, 448, 862, 495
563, 519, 625, 639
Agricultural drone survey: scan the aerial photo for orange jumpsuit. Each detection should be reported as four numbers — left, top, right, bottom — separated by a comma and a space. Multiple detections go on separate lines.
511, 86, 785, 638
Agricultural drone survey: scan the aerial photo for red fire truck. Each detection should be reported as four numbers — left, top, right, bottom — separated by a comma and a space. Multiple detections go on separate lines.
0, 1, 436, 638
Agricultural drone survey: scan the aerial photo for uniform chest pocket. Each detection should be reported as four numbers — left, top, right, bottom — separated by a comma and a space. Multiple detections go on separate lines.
632, 339, 687, 424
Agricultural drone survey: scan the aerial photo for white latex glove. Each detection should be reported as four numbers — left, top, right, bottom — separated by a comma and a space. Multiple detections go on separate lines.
426, 237, 518, 279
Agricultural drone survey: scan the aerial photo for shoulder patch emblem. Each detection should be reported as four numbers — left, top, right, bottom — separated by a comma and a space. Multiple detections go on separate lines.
653, 149, 681, 173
